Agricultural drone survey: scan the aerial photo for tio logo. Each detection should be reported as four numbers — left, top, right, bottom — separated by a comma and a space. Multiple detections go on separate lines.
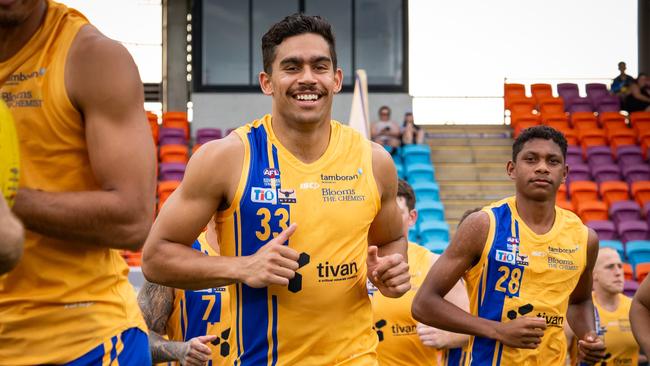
251, 187, 277, 204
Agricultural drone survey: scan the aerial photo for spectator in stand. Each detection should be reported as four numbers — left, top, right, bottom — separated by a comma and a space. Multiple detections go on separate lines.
623, 72, 650, 112
611, 61, 635, 97
371, 106, 401, 153
402, 112, 425, 145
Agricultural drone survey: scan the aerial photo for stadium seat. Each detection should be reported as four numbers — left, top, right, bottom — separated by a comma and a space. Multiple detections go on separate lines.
557, 127, 579, 146
512, 116, 540, 136
411, 181, 440, 202
566, 146, 584, 165
623, 263, 634, 281
591, 164, 621, 184
609, 200, 641, 225
571, 112, 598, 131
630, 111, 650, 131
416, 201, 445, 223
557, 183, 567, 200
541, 116, 571, 131
146, 111, 159, 143
556, 199, 575, 212
159, 127, 187, 146
568, 97, 594, 113
632, 181, 650, 207
577, 200, 608, 222
578, 128, 607, 150
557, 83, 580, 110
531, 83, 553, 104
395, 162, 405, 179
607, 129, 637, 150
157, 180, 180, 205
599, 111, 626, 128
508, 96, 536, 115
586, 83, 609, 107
402, 144, 432, 166
406, 164, 435, 184
617, 221, 649, 243
408, 227, 418, 243
599, 240, 625, 259
586, 220, 617, 240
504, 83, 526, 109
599, 181, 630, 206
626, 240, 650, 266
622, 164, 650, 185
159, 162, 186, 181
616, 145, 644, 167
422, 239, 449, 254
585, 146, 614, 166
159, 144, 189, 164
162, 111, 189, 139
636, 263, 650, 283
567, 164, 591, 184
195, 128, 223, 145
538, 97, 565, 116
594, 95, 621, 113
419, 221, 450, 243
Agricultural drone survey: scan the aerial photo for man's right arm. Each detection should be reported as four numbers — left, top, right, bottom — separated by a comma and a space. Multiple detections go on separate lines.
0, 197, 23, 274
631, 277, 650, 355
411, 211, 546, 349
142, 135, 300, 290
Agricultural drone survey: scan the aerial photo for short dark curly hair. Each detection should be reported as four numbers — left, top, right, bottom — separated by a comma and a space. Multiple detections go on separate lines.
261, 13, 337, 74
512, 126, 567, 162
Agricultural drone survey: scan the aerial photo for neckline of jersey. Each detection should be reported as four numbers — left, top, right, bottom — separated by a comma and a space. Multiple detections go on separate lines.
508, 197, 564, 244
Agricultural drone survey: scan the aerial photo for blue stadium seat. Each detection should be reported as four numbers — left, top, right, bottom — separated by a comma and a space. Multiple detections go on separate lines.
417, 201, 445, 223
422, 239, 448, 254
599, 240, 625, 260
395, 162, 405, 179
408, 227, 419, 243
625, 240, 650, 266
419, 221, 449, 243
402, 144, 431, 166
392, 153, 403, 166
411, 181, 440, 202
406, 163, 435, 184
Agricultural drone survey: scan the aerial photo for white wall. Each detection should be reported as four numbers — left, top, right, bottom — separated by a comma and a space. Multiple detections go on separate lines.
409, 0, 638, 124
191, 92, 411, 130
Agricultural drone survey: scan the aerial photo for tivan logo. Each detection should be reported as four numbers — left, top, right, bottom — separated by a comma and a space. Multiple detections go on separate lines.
251, 187, 276, 204
317, 261, 358, 282
495, 249, 515, 264
320, 173, 359, 183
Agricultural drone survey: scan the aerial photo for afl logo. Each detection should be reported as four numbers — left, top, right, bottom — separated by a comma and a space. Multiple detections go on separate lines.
263, 168, 280, 179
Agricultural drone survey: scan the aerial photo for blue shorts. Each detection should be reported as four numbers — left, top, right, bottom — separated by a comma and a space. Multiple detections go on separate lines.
64, 327, 151, 366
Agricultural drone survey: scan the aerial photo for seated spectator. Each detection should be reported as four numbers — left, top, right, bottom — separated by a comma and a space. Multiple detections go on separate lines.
611, 61, 635, 97
371, 106, 401, 153
623, 73, 650, 112
401, 112, 425, 145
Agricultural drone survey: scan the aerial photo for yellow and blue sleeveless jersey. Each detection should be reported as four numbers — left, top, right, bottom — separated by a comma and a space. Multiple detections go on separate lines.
371, 242, 440, 365
166, 232, 231, 366
215, 115, 381, 366
464, 196, 588, 366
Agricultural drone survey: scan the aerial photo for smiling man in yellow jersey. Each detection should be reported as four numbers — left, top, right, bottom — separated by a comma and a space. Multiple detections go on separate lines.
142, 13, 410, 366
566, 247, 640, 365
370, 179, 469, 366
139, 218, 231, 366
631, 277, 650, 355
412, 126, 606, 365
0, 0, 156, 364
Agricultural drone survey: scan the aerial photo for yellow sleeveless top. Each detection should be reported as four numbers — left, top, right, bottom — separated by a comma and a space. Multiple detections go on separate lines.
216, 114, 381, 366
464, 196, 588, 366
166, 232, 232, 366
371, 242, 440, 365
591, 293, 638, 366
0, 1, 146, 363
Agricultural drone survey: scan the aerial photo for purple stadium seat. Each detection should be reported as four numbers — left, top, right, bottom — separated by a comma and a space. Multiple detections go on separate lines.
617, 220, 649, 242
159, 162, 186, 181
195, 128, 223, 145
586, 146, 614, 166
592, 164, 622, 184
594, 94, 621, 111
610, 200, 642, 225
624, 280, 639, 297
567, 146, 584, 165
558, 83, 579, 110
587, 220, 617, 240
159, 127, 187, 146
568, 97, 594, 113
617, 145, 644, 167
622, 164, 650, 184
567, 163, 591, 183
586, 84, 609, 108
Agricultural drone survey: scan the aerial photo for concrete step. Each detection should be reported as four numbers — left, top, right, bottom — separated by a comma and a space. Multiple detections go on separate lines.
423, 124, 512, 136
443, 199, 496, 220
435, 163, 508, 181
438, 181, 514, 200
426, 137, 512, 146
430, 145, 512, 164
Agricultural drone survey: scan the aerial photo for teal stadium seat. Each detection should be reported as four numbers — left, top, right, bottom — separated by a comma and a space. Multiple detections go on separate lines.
411, 181, 440, 202
419, 221, 450, 243
395, 162, 405, 179
599, 240, 625, 260
417, 201, 445, 223
406, 163, 435, 184
625, 240, 650, 267
422, 238, 448, 254
402, 144, 431, 166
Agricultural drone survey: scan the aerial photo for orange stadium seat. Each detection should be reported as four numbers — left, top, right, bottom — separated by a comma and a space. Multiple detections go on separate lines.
577, 200, 608, 222
508, 96, 536, 115
569, 181, 598, 209
607, 129, 637, 150
556, 127, 579, 145
623, 263, 633, 281
531, 83, 553, 104
540, 115, 570, 131
504, 83, 526, 110
556, 199, 575, 212
599, 111, 626, 129
578, 128, 607, 150
162, 111, 189, 139
538, 97, 565, 116
571, 112, 598, 131
632, 181, 650, 207
158, 180, 181, 207
558, 183, 567, 200
599, 181, 630, 206
159, 144, 189, 164
147, 111, 159, 144
631, 112, 650, 134
637, 263, 650, 283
